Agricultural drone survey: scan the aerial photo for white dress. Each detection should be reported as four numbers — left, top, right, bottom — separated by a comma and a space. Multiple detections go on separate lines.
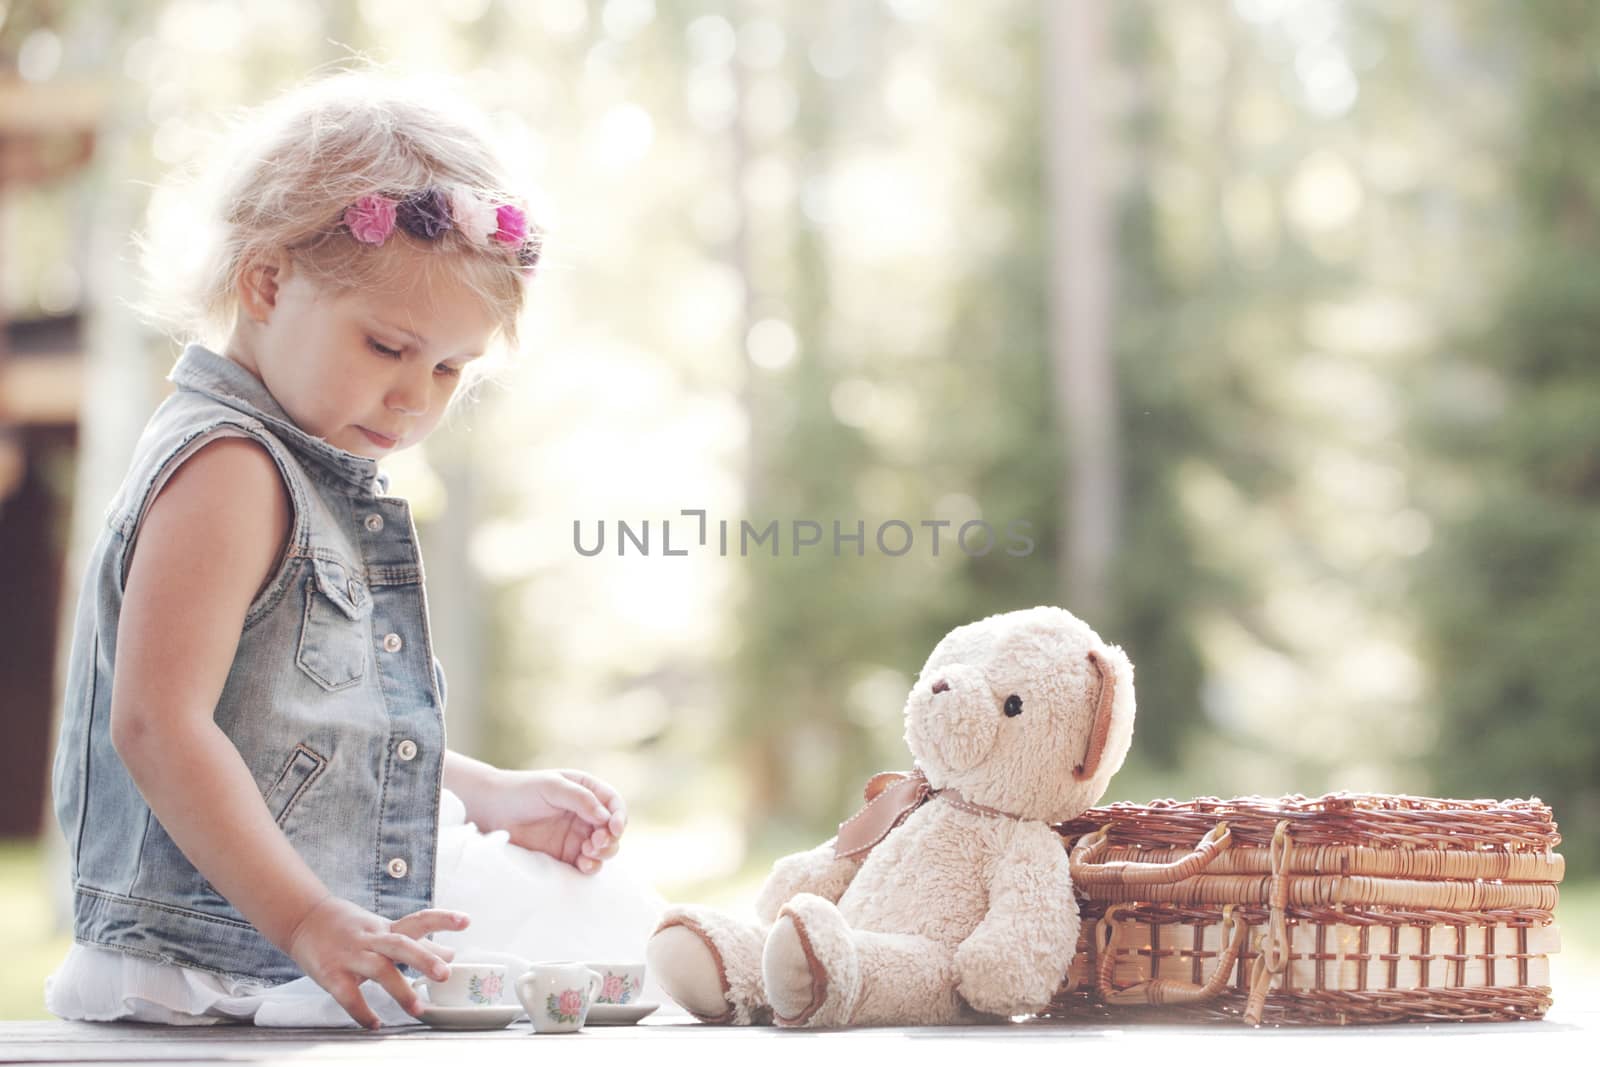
45, 789, 676, 1026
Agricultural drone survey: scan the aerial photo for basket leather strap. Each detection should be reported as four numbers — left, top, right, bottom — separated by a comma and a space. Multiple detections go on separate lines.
1244, 820, 1294, 1026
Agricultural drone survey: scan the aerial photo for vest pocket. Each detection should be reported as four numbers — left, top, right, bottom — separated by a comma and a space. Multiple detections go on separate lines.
263, 743, 328, 825
295, 555, 372, 691
198, 743, 328, 904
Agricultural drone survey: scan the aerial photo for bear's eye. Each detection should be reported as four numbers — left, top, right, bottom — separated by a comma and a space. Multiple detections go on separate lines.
1004, 694, 1023, 717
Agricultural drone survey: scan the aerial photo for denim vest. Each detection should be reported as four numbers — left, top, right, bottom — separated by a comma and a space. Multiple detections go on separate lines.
51, 343, 448, 984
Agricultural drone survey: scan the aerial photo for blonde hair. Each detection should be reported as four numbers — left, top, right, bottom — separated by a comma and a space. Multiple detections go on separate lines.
138, 69, 537, 356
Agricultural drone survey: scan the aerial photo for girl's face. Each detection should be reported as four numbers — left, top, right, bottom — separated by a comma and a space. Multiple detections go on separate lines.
229, 244, 498, 459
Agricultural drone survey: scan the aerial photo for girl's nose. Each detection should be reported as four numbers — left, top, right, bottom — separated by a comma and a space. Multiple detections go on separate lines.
387, 376, 429, 416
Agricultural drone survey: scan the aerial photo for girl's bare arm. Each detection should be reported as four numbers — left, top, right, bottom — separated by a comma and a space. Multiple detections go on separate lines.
109, 437, 459, 1026
441, 748, 504, 826
110, 437, 325, 943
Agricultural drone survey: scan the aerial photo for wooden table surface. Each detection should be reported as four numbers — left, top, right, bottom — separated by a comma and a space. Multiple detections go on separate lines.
1, 1006, 1593, 1066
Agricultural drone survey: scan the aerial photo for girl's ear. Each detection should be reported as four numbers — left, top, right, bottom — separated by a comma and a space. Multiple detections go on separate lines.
237, 250, 289, 323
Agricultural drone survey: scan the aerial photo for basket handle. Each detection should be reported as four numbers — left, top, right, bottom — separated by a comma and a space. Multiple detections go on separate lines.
1094, 904, 1246, 1006
1070, 821, 1232, 885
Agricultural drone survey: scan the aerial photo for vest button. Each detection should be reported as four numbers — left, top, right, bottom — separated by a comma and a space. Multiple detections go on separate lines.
383, 632, 403, 653
396, 739, 418, 761
365, 513, 384, 532
386, 857, 408, 879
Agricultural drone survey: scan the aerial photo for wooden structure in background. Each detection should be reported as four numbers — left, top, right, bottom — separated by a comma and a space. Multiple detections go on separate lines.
0, 74, 99, 837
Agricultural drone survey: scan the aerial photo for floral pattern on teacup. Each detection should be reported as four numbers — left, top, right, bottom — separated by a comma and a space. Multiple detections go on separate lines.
547, 988, 588, 1023
467, 972, 504, 1005
598, 972, 636, 1005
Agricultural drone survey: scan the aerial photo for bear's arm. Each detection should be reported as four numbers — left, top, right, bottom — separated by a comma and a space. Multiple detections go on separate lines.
954, 823, 1078, 1017
753, 839, 865, 923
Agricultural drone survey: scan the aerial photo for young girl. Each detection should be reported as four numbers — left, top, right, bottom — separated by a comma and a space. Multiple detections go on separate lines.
46, 72, 666, 1028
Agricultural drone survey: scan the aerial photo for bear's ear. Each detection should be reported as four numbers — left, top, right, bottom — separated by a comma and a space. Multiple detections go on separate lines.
1072, 650, 1116, 781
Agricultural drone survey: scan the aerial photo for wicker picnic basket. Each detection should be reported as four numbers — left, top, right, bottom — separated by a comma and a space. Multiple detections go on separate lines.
1044, 793, 1563, 1026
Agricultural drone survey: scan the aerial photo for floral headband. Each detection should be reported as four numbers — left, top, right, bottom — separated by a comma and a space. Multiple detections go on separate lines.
341, 186, 541, 276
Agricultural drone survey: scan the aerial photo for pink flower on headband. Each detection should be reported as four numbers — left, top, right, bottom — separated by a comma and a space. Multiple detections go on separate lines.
493, 203, 528, 245
448, 187, 498, 246
344, 194, 397, 245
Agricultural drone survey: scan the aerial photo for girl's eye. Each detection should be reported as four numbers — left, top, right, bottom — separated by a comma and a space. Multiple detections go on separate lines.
368, 338, 403, 358
434, 363, 462, 378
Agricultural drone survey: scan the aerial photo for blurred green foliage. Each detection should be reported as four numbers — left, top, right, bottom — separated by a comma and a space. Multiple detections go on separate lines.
1415, 0, 1600, 876
0, 842, 73, 1020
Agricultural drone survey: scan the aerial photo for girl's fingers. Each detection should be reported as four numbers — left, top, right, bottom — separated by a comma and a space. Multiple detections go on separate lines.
548, 775, 611, 825
410, 934, 456, 967
421, 939, 456, 963
600, 786, 628, 835
325, 974, 382, 1031
391, 909, 470, 940
371, 932, 450, 981
559, 770, 626, 827
358, 954, 424, 1019
582, 827, 621, 861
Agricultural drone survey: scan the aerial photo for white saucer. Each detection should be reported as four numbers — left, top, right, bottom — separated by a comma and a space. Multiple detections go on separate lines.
585, 1001, 660, 1026
416, 1003, 524, 1030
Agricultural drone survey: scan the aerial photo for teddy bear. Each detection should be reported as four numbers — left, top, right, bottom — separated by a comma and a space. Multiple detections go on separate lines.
646, 605, 1136, 1027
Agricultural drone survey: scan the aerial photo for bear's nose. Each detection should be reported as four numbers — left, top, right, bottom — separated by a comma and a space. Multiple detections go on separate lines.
931, 679, 950, 694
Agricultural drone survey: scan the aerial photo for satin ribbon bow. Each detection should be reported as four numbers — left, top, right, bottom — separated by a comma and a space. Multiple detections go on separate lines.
832, 769, 935, 860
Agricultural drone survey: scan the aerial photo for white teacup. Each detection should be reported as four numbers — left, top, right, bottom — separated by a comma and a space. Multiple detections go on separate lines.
515, 962, 602, 1033
411, 962, 508, 1008
584, 961, 646, 1005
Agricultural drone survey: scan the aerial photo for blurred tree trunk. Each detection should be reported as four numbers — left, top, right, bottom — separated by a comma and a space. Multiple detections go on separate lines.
424, 446, 483, 756
727, 6, 778, 832
1044, 0, 1119, 620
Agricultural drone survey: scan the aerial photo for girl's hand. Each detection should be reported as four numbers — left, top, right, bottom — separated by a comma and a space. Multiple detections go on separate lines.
285, 895, 469, 1029
486, 769, 628, 875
